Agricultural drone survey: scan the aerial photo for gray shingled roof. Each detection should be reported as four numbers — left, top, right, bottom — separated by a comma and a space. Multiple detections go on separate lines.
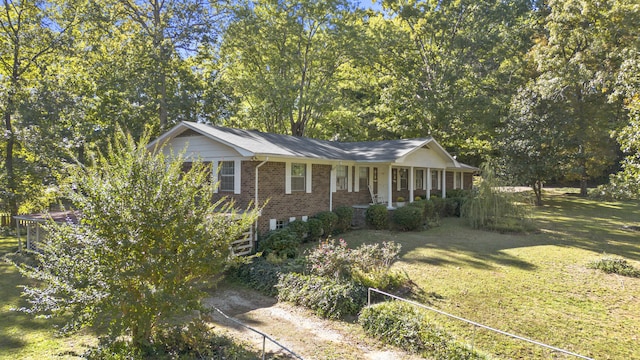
181, 121, 433, 162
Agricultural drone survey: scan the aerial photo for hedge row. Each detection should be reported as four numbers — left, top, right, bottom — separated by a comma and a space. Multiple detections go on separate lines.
359, 302, 485, 359
365, 192, 470, 232
276, 273, 367, 319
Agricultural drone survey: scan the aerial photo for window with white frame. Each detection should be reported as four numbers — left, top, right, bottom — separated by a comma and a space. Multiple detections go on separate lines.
415, 169, 424, 190
291, 163, 306, 192
456, 172, 463, 189
431, 170, 440, 190
219, 161, 235, 192
359, 167, 369, 191
336, 165, 348, 190
399, 168, 408, 190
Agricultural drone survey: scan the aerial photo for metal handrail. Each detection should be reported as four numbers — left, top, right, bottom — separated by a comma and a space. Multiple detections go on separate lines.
367, 288, 594, 360
212, 307, 304, 360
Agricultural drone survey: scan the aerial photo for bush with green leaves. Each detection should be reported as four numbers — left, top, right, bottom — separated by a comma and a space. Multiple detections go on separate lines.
315, 210, 338, 235
588, 257, 640, 277
227, 256, 304, 296
286, 219, 309, 240
11, 129, 258, 351
365, 204, 389, 230
85, 320, 257, 359
306, 218, 323, 241
429, 196, 448, 218
305, 239, 404, 290
257, 228, 300, 259
277, 273, 367, 319
333, 206, 354, 234
392, 205, 423, 231
359, 302, 484, 359
461, 165, 532, 232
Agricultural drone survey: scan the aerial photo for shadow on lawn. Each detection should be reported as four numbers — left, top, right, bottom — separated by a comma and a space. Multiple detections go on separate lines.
349, 193, 640, 271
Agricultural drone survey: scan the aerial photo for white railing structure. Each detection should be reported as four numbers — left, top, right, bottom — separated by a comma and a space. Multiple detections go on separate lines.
230, 228, 253, 256
212, 307, 303, 360
367, 288, 594, 360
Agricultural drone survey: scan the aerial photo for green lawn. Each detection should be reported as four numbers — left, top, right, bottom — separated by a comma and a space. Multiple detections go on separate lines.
342, 189, 640, 359
0, 235, 96, 360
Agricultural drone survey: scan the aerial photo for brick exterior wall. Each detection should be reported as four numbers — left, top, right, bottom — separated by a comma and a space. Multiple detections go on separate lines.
208, 160, 475, 235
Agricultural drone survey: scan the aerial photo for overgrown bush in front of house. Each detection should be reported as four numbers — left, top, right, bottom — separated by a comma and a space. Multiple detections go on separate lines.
333, 206, 354, 234
588, 257, 640, 277
423, 199, 440, 227
392, 205, 423, 231
365, 204, 389, 230
257, 228, 300, 259
277, 273, 367, 319
287, 219, 309, 241
227, 255, 304, 296
429, 196, 448, 218
315, 210, 338, 235
306, 218, 323, 241
359, 302, 485, 360
305, 239, 406, 291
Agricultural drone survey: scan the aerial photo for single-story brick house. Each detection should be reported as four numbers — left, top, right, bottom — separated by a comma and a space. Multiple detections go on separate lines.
151, 121, 477, 240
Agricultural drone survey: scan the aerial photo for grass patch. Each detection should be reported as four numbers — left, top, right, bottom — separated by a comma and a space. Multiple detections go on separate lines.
0, 236, 97, 359
341, 189, 640, 359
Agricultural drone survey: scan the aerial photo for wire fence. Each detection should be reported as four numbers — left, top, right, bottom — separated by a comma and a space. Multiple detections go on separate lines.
368, 288, 594, 360
212, 307, 304, 360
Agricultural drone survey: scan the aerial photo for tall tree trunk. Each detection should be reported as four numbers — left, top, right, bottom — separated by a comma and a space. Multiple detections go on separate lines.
4, 99, 17, 225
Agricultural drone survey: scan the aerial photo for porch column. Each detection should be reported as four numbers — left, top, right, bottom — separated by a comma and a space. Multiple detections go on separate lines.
441, 169, 446, 198
453, 171, 458, 189
16, 220, 21, 253
387, 164, 393, 209
426, 168, 431, 199
409, 166, 414, 202
460, 172, 464, 189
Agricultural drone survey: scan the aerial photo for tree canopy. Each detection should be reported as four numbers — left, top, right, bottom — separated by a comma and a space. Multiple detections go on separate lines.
1, 0, 640, 216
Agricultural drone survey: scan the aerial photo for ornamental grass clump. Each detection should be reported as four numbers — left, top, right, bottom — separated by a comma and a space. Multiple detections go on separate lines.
461, 164, 532, 233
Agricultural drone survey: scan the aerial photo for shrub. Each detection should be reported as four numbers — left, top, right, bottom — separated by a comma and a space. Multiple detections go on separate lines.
306, 238, 353, 279
306, 218, 323, 241
461, 165, 531, 231
315, 211, 338, 235
359, 302, 484, 359
257, 229, 300, 259
305, 240, 405, 291
429, 197, 448, 218
85, 320, 257, 359
588, 257, 640, 277
414, 196, 422, 201
277, 273, 367, 319
287, 220, 309, 241
392, 205, 423, 231
227, 256, 304, 296
366, 204, 389, 230
333, 206, 354, 234
397, 196, 405, 202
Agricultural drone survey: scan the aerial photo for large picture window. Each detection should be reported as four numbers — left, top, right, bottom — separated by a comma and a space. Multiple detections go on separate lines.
336, 165, 348, 191
219, 161, 235, 192
291, 163, 306, 192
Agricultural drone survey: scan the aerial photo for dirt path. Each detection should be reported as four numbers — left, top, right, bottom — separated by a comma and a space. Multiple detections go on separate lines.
204, 285, 421, 360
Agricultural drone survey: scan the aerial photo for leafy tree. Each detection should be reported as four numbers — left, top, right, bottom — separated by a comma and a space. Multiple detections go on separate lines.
219, 0, 360, 137
367, 0, 534, 164
497, 85, 571, 205
0, 0, 79, 218
528, 0, 626, 195
14, 130, 258, 350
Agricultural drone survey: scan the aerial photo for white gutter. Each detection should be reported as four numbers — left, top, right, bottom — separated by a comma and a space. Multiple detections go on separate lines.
254, 157, 268, 243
